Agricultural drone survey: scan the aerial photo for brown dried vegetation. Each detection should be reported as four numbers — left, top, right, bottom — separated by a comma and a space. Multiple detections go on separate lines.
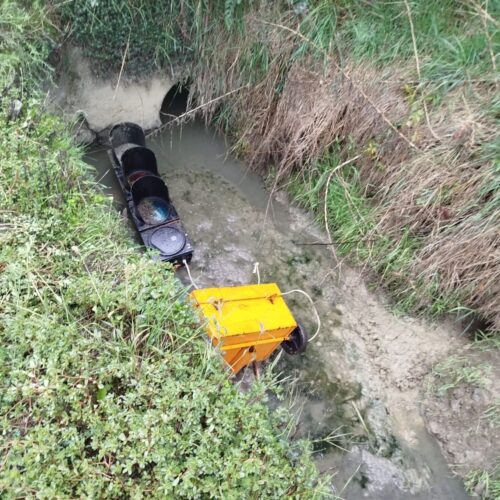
188, 6, 499, 329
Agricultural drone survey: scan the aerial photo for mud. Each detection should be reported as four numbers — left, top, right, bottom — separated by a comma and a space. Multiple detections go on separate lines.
84, 120, 479, 499
423, 347, 500, 485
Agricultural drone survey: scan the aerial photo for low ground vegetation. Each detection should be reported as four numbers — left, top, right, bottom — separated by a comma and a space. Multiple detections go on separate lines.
465, 465, 500, 500
422, 329, 500, 498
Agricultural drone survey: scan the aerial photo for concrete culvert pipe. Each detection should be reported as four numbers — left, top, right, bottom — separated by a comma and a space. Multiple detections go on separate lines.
160, 83, 190, 123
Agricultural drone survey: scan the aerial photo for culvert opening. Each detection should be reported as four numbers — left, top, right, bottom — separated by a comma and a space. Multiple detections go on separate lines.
460, 313, 495, 339
160, 83, 190, 123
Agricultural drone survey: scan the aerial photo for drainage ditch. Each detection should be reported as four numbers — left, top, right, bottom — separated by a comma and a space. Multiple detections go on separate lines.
82, 88, 469, 498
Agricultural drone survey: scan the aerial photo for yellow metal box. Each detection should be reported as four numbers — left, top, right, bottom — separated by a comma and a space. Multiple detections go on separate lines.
189, 283, 297, 374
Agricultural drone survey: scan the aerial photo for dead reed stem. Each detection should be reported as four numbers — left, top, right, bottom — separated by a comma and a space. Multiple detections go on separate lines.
323, 155, 361, 244
261, 20, 421, 152
403, 0, 441, 141
113, 32, 130, 99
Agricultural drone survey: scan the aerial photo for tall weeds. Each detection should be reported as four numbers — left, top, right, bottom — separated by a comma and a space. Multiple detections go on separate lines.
185, 0, 500, 329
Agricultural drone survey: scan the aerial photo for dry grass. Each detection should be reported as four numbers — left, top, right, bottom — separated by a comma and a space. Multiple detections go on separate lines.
186, 3, 499, 330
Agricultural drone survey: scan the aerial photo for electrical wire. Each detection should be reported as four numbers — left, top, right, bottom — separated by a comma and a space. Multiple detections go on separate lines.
252, 262, 261, 284
280, 289, 321, 342
247, 262, 321, 343
182, 259, 199, 289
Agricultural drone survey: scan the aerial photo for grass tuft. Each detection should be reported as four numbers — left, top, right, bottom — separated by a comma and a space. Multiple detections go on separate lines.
427, 355, 492, 396
464, 463, 500, 499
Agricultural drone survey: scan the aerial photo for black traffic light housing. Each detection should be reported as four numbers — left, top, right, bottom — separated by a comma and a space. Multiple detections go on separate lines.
109, 122, 193, 265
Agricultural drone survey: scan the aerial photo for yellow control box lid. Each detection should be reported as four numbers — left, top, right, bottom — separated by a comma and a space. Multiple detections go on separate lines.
190, 283, 297, 341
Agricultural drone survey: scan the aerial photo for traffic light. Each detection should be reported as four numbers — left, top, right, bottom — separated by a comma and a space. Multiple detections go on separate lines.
108, 122, 193, 265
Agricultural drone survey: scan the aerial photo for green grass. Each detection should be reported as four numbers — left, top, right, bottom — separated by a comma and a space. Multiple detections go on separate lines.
474, 331, 500, 351
426, 329, 497, 399
288, 151, 465, 317
333, 0, 499, 89
0, 2, 324, 497
0, 0, 54, 90
465, 464, 500, 499
427, 355, 492, 396
483, 401, 500, 428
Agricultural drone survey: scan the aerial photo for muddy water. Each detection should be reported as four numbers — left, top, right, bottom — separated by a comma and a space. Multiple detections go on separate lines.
85, 120, 469, 499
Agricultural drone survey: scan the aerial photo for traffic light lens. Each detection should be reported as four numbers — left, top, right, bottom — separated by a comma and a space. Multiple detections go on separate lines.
137, 196, 170, 225
127, 170, 150, 185
150, 226, 186, 256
